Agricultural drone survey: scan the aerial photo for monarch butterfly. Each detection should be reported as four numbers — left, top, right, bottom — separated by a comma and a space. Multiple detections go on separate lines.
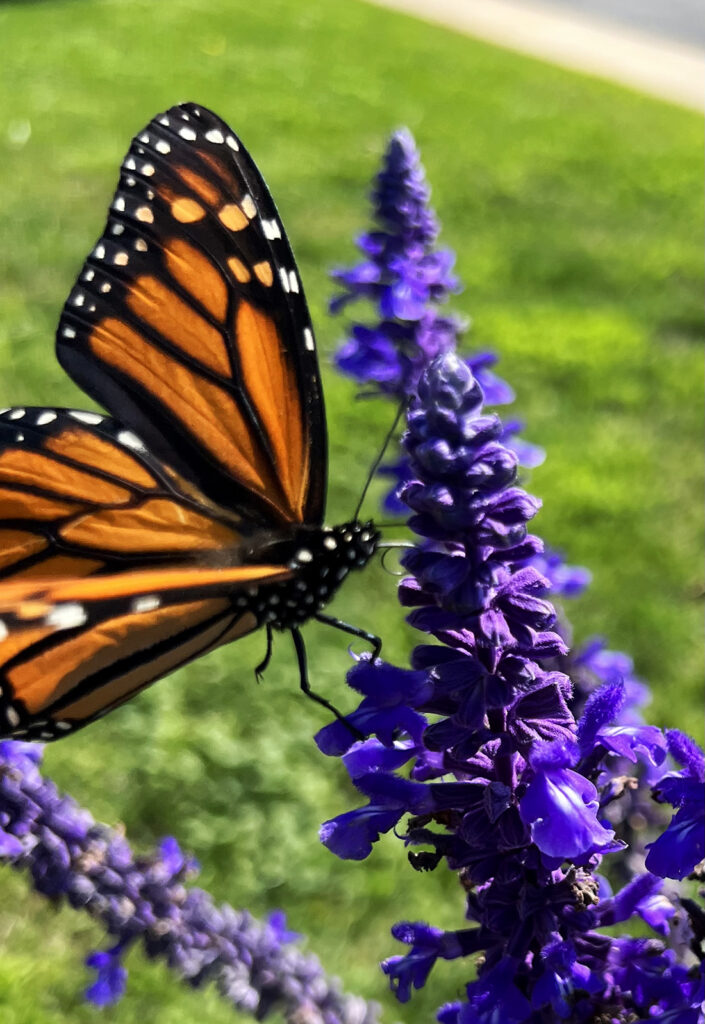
0, 103, 382, 742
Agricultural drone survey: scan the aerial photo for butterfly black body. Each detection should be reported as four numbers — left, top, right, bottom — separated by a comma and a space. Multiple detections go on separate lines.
0, 103, 381, 741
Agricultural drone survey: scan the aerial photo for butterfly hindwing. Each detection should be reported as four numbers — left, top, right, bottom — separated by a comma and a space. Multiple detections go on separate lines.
0, 405, 244, 582
56, 103, 326, 529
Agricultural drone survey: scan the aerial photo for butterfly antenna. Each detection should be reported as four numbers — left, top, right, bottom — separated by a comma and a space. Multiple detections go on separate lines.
353, 398, 408, 521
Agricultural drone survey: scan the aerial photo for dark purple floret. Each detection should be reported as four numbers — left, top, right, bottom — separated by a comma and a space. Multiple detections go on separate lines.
0, 740, 381, 1023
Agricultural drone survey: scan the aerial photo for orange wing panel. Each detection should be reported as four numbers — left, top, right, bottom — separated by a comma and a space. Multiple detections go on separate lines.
56, 609, 257, 723
44, 429, 158, 489
59, 497, 240, 553
236, 300, 308, 521
127, 274, 231, 376
89, 318, 293, 516
0, 449, 132, 504
163, 238, 228, 322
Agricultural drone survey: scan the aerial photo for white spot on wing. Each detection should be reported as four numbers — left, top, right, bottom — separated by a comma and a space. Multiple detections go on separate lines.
8, 409, 25, 420
124, 158, 136, 172
6, 707, 20, 728
55, 721, 72, 732
226, 135, 239, 151
131, 595, 161, 613
111, 223, 125, 235
141, 163, 155, 176
84, 269, 95, 282
303, 328, 315, 351
241, 194, 256, 219
288, 270, 299, 293
36, 411, 56, 426
279, 267, 290, 293
135, 238, 148, 252
295, 548, 313, 564
118, 430, 145, 451
46, 602, 88, 631
114, 196, 126, 212
95, 244, 106, 259
69, 410, 103, 425
0, 619, 8, 641
262, 219, 282, 240
155, 140, 170, 154
63, 327, 76, 339
178, 126, 197, 141
205, 129, 224, 144
73, 292, 85, 307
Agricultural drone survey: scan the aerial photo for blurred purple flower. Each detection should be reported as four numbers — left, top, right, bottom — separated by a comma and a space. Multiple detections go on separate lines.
0, 740, 381, 1023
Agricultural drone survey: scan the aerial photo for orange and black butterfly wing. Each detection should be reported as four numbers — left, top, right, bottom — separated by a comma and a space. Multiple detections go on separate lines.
0, 571, 288, 742
56, 102, 326, 529
0, 405, 294, 739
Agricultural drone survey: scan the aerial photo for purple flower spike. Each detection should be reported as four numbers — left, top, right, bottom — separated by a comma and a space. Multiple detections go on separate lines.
329, 127, 541, 511
1, 741, 381, 1023
322, 344, 700, 1021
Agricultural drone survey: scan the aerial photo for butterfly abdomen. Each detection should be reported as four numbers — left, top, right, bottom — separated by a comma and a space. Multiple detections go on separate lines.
242, 520, 379, 630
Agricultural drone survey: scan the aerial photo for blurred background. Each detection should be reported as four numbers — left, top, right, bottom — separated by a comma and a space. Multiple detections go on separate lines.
0, 0, 702, 1020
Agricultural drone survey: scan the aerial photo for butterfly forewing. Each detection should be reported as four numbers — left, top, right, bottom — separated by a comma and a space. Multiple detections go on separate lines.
56, 103, 326, 528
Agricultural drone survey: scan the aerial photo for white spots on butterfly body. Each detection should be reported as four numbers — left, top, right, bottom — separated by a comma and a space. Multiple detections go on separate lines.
323, 536, 337, 551
46, 602, 87, 631
5, 707, 20, 729
114, 196, 126, 212
262, 218, 281, 241
361, 531, 372, 542
303, 328, 315, 352
295, 548, 313, 564
69, 410, 103, 425
288, 270, 299, 293
114, 251, 129, 266
241, 194, 256, 220
36, 411, 57, 426
62, 326, 76, 339
118, 430, 145, 452
131, 595, 161, 614
155, 139, 171, 155
205, 128, 224, 144
343, 532, 353, 543
141, 163, 155, 177
279, 267, 290, 293
226, 135, 239, 152
8, 409, 25, 421
178, 126, 197, 142
94, 244, 106, 259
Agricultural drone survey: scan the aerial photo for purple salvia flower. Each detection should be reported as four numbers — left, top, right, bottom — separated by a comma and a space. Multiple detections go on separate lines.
330, 128, 534, 514
0, 740, 381, 1023
646, 730, 705, 880
317, 353, 703, 1021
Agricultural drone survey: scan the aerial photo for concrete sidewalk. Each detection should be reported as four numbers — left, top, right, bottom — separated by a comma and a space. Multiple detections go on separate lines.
365, 0, 704, 112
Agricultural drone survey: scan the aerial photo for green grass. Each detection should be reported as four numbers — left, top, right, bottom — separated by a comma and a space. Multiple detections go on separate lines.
0, 0, 702, 1020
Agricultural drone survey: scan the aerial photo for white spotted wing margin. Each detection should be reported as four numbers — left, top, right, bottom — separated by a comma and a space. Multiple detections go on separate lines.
55, 101, 327, 529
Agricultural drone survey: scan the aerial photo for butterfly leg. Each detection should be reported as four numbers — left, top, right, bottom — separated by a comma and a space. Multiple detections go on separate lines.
290, 627, 363, 740
255, 624, 273, 683
313, 613, 382, 660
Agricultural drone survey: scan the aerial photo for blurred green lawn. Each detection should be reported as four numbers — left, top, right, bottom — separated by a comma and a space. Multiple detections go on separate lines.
0, 0, 702, 1020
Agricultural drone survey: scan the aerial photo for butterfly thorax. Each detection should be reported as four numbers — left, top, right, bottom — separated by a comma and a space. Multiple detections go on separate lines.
241, 519, 380, 630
